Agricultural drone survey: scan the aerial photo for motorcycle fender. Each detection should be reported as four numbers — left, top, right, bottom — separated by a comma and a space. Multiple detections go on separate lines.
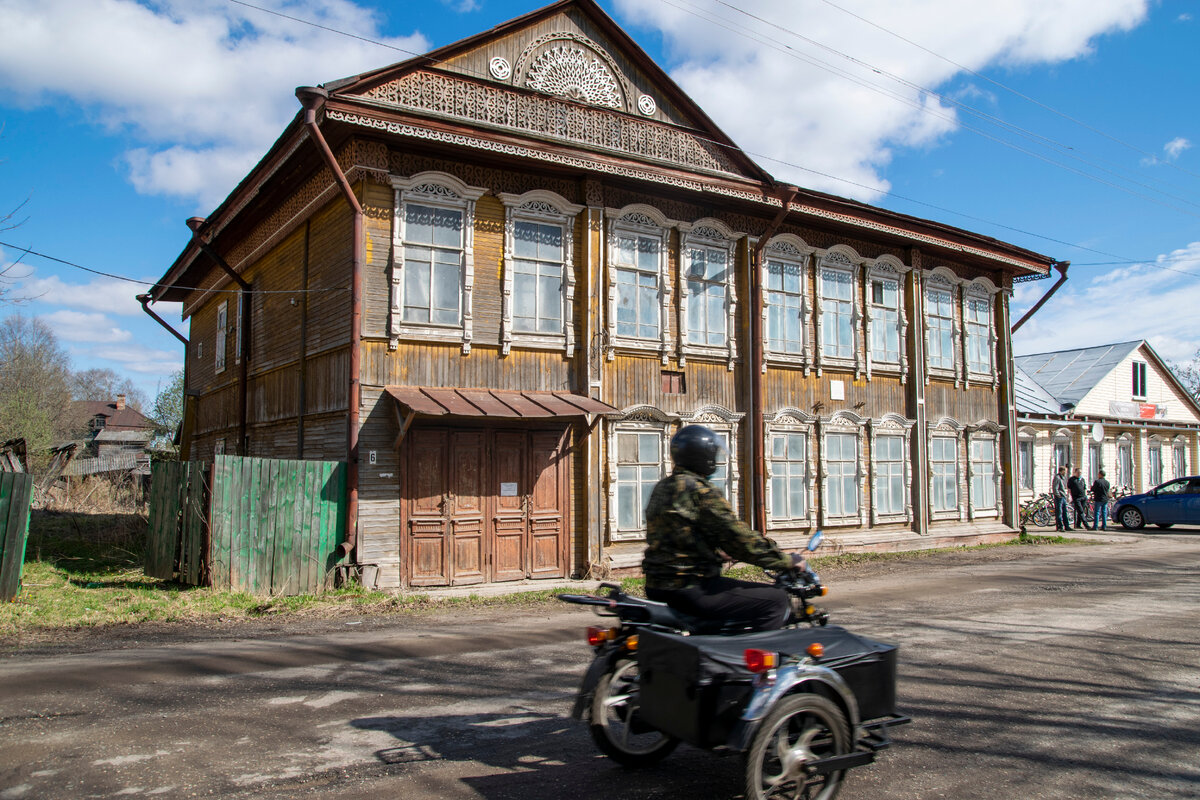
727, 663, 861, 753
570, 646, 624, 721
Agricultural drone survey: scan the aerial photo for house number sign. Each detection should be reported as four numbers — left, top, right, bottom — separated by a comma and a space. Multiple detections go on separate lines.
500, 482, 519, 497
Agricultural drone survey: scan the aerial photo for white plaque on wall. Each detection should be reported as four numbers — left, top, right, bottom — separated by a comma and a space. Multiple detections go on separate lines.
830, 380, 845, 401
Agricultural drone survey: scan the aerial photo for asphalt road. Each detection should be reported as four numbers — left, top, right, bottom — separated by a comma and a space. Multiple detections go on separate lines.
2, 531, 1198, 800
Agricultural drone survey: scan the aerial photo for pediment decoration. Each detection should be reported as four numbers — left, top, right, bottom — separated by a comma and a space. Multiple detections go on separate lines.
767, 408, 816, 428
621, 211, 660, 228
526, 45, 623, 109
872, 413, 914, 431
692, 225, 728, 242
611, 404, 677, 423
682, 405, 744, 424
767, 241, 806, 258
821, 250, 854, 269
410, 182, 461, 199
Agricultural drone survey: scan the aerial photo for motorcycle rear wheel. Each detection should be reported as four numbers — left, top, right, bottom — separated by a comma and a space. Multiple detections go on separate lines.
589, 658, 679, 767
744, 694, 850, 800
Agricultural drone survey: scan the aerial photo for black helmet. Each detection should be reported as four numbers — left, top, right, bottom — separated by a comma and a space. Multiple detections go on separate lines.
671, 425, 723, 477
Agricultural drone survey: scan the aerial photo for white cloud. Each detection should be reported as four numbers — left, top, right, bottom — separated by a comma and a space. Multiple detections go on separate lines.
91, 343, 184, 376
1013, 241, 1200, 361
13, 271, 144, 316
39, 310, 133, 344
0, 0, 429, 210
1164, 137, 1191, 160
614, 0, 1148, 200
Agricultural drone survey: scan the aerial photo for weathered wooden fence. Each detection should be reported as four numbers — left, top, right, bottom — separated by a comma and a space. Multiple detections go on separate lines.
146, 456, 346, 595
0, 472, 35, 601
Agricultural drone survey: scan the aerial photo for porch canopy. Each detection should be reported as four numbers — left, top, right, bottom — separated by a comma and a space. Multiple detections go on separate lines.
385, 386, 616, 424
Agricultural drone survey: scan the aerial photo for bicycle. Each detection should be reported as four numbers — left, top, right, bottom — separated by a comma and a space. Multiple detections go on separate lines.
1019, 493, 1054, 528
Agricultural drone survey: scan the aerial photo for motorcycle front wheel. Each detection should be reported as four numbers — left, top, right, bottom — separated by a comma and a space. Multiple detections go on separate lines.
744, 694, 850, 800
589, 657, 679, 767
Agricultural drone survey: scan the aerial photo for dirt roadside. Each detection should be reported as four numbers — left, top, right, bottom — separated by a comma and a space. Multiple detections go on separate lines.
2, 536, 1120, 658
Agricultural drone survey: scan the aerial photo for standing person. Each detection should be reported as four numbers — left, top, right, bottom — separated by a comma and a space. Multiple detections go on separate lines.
1068, 467, 1091, 530
1090, 469, 1112, 531
1052, 465, 1070, 531
642, 424, 805, 632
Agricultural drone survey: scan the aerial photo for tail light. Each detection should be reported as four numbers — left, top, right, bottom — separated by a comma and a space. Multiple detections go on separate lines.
587, 626, 616, 647
744, 648, 778, 673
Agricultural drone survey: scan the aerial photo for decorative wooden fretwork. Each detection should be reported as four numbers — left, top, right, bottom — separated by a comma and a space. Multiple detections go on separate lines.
357, 71, 740, 176
526, 46, 623, 109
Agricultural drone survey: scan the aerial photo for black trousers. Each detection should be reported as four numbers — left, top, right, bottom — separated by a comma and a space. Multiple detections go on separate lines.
647, 576, 791, 632
1072, 497, 1090, 529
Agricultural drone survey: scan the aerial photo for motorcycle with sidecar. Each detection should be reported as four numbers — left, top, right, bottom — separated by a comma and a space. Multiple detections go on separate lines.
558, 531, 908, 800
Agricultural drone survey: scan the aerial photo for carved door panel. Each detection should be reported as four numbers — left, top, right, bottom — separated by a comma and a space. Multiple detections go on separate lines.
491, 431, 527, 582
528, 429, 568, 579
405, 428, 448, 587
449, 432, 485, 585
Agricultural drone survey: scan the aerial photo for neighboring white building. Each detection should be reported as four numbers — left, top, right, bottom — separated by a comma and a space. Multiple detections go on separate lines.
1014, 341, 1200, 502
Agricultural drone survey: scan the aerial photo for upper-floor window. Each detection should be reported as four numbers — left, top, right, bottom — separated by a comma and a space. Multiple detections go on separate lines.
766, 257, 805, 355
614, 233, 661, 340
686, 245, 728, 347
819, 267, 854, 359
869, 276, 900, 363
965, 296, 992, 373
926, 286, 955, 370
215, 300, 227, 374
1132, 361, 1147, 398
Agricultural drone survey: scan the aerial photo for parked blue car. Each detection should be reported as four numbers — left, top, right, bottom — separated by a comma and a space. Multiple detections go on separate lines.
1113, 476, 1200, 530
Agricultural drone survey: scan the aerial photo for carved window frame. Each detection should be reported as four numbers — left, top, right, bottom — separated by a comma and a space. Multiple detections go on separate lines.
605, 205, 673, 363
819, 410, 868, 527
1115, 433, 1134, 490
869, 413, 915, 525
865, 255, 909, 382
924, 267, 961, 385
760, 234, 813, 373
814, 246, 864, 378
605, 405, 677, 542
679, 218, 740, 370
497, 190, 584, 357
765, 408, 818, 529
389, 171, 488, 353
929, 417, 966, 522
1148, 434, 1164, 486
680, 405, 744, 508
963, 277, 1000, 388
1017, 427, 1037, 492
215, 300, 227, 374
1172, 435, 1188, 480
966, 421, 1004, 520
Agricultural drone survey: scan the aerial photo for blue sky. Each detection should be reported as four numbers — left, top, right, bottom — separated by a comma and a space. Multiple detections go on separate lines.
0, 0, 1197, 405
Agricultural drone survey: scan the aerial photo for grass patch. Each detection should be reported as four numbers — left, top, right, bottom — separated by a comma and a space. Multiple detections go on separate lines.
1, 509, 1092, 641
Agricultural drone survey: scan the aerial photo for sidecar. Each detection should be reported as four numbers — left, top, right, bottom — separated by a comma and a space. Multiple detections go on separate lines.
635, 625, 908, 800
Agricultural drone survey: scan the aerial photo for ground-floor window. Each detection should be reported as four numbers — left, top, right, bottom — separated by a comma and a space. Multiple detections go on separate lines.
930, 437, 958, 513
970, 438, 997, 511
1148, 444, 1162, 486
1018, 440, 1034, 490
824, 432, 858, 518
1116, 441, 1133, 489
1174, 443, 1187, 479
770, 432, 808, 522
873, 434, 905, 516
614, 428, 664, 537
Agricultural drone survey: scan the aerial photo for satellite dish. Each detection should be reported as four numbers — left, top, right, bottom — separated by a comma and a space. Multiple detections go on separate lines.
1090, 423, 1104, 443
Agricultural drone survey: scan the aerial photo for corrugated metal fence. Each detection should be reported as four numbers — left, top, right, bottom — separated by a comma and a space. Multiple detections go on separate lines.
146, 456, 347, 596
0, 472, 35, 601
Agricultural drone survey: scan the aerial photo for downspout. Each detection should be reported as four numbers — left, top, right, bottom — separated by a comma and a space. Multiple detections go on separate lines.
186, 218, 252, 453
137, 294, 189, 347
296, 86, 362, 560
1011, 261, 1069, 333
749, 186, 798, 534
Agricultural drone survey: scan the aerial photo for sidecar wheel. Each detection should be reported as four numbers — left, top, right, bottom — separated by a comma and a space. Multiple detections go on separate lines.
589, 658, 678, 767
744, 694, 849, 800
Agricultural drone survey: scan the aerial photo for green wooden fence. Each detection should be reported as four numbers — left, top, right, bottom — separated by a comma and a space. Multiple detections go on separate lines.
0, 472, 35, 601
146, 456, 346, 595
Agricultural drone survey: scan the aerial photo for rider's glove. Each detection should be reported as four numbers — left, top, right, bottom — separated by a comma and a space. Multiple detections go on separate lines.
789, 552, 808, 576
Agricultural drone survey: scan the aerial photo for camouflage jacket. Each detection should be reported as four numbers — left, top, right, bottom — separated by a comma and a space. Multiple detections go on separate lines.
641, 468, 791, 590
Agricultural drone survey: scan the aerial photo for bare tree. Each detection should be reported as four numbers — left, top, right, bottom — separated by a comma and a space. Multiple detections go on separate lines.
70, 367, 149, 411
1175, 351, 1200, 402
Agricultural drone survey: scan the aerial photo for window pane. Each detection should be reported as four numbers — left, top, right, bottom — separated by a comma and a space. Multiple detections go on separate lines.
638, 433, 658, 464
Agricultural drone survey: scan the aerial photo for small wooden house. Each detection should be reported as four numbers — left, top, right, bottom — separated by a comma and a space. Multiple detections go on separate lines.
147, 0, 1057, 589
1015, 340, 1200, 500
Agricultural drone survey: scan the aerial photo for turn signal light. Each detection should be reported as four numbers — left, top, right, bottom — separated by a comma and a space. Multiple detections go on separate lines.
744, 648, 778, 673
806, 643, 825, 659
818, 586, 828, 597
586, 626, 616, 647
625, 634, 639, 652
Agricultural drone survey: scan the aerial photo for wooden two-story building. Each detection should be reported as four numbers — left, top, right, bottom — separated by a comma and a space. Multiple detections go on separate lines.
148, 0, 1057, 589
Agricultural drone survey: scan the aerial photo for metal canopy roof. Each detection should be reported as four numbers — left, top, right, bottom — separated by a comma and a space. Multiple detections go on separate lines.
1014, 341, 1142, 407
386, 387, 617, 419
1013, 366, 1065, 416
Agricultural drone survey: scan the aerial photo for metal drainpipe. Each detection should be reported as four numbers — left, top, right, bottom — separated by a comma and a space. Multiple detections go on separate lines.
296, 85, 362, 560
186, 218, 251, 453
137, 294, 189, 347
749, 186, 798, 534
1011, 261, 1069, 333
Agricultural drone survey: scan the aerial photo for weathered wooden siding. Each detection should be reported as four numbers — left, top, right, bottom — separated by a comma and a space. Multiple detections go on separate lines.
926, 383, 1002, 426
362, 341, 574, 391
357, 386, 402, 589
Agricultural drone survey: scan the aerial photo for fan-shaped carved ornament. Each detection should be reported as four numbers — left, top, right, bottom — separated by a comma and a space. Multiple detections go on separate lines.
526, 46, 622, 109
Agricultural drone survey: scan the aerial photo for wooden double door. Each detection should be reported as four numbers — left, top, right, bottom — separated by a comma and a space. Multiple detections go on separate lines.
403, 426, 570, 587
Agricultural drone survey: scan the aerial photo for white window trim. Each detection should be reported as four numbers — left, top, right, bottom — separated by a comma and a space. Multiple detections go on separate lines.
923, 268, 961, 385
215, 300, 227, 374
605, 405, 677, 542
966, 421, 1004, 520
928, 417, 966, 522
497, 190, 584, 357
680, 405, 744, 509
389, 171, 488, 354
1017, 427, 1037, 492
1115, 434, 1134, 491
605, 205, 674, 363
678, 218, 741, 370
819, 410, 867, 527
759, 234, 814, 373
1131, 360, 1148, 400
764, 408, 818, 529
864, 255, 910, 383
814, 246, 864, 378
869, 413, 915, 525
1148, 435, 1164, 486
962, 277, 1000, 389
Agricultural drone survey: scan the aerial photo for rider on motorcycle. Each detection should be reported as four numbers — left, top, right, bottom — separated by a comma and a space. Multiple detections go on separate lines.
642, 424, 805, 631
